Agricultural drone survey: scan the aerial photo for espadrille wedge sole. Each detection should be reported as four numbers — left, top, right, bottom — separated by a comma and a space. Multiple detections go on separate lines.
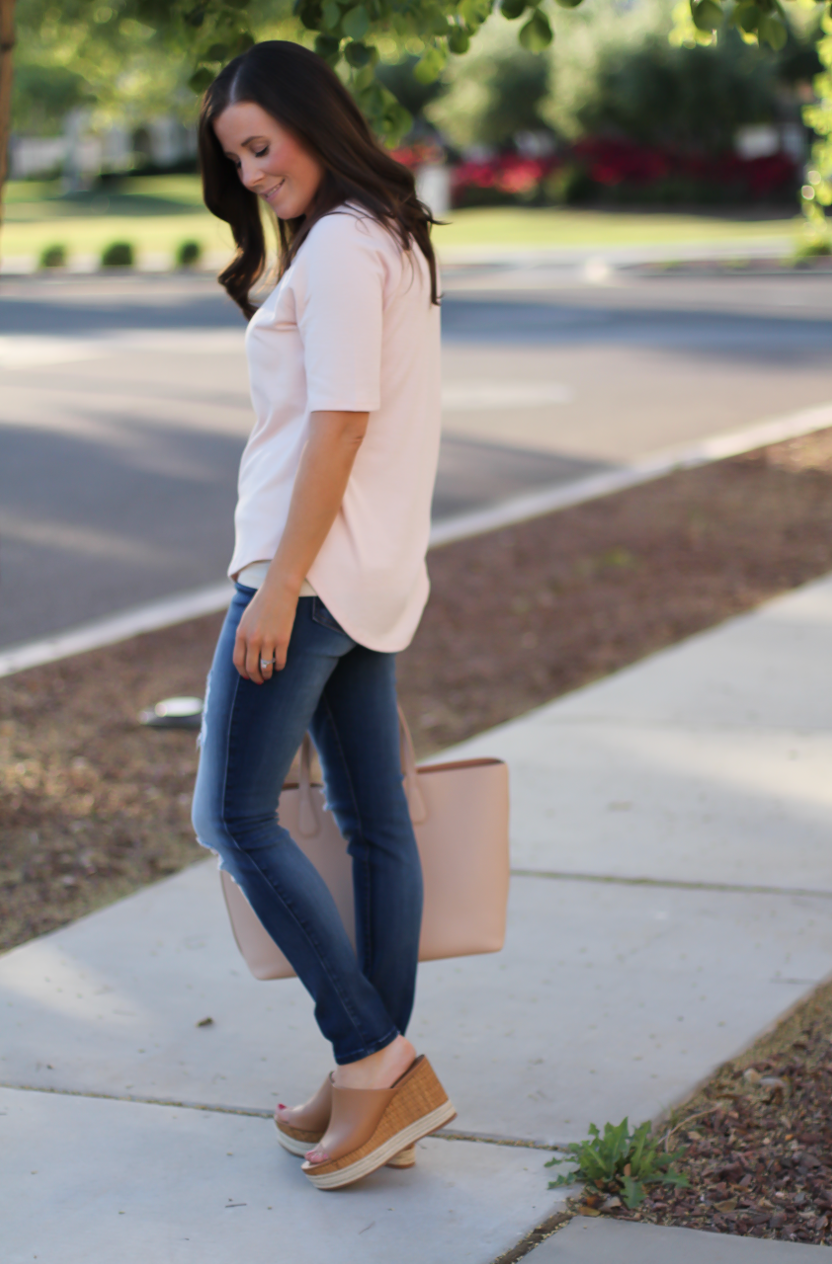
302, 1056, 455, 1191
276, 1125, 321, 1157
387, 1143, 417, 1169
277, 1124, 417, 1168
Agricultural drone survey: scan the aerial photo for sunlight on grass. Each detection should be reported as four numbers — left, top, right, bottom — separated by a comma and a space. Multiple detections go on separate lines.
2, 176, 224, 263
116, 175, 207, 206
432, 207, 800, 252
4, 175, 205, 208
1, 175, 799, 264
2, 212, 232, 262
4, 180, 62, 204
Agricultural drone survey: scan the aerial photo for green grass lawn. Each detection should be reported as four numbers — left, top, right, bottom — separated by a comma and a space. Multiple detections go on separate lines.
1, 175, 801, 265
434, 205, 801, 253
2, 176, 231, 262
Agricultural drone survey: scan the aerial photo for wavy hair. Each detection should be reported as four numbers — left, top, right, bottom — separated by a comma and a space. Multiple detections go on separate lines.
198, 41, 440, 320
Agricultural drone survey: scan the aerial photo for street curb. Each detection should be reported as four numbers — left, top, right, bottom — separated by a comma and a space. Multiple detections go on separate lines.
428, 402, 832, 548
2, 401, 831, 679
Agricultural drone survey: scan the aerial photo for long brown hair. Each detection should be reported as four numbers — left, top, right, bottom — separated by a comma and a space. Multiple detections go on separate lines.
198, 41, 440, 320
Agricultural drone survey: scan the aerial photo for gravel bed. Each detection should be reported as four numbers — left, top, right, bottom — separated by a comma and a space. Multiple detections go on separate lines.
572, 977, 832, 1247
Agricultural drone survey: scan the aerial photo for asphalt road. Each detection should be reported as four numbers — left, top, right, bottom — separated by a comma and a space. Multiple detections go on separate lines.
2, 265, 831, 649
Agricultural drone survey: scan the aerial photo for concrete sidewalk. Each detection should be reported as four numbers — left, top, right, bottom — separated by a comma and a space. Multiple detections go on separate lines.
3, 573, 831, 1263
535, 1217, 831, 1260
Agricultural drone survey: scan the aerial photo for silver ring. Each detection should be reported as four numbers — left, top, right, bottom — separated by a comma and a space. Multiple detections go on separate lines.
259, 658, 273, 668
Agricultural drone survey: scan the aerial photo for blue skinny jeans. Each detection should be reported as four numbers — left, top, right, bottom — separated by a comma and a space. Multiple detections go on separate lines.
191, 586, 423, 1065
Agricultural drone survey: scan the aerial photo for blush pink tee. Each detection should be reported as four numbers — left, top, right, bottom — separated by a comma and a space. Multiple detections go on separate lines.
229, 206, 441, 653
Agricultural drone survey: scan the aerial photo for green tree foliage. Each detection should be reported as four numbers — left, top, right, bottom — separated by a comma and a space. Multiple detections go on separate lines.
682, 0, 787, 50
9, 0, 828, 146
426, 42, 551, 150
801, 8, 832, 251
12, 0, 293, 130
12, 61, 92, 135
430, 0, 808, 154
172, 0, 525, 143
5, 0, 832, 248
374, 54, 447, 128
146, 0, 810, 148
579, 30, 787, 153
14, 0, 192, 127
475, 49, 550, 147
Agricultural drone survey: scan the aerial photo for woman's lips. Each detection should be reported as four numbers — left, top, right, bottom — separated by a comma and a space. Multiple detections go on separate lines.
263, 179, 285, 203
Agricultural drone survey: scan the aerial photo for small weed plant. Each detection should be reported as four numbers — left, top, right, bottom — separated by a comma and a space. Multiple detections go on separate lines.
545, 1117, 689, 1209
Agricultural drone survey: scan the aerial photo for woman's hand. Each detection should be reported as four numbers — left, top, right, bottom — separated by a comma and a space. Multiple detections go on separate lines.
233, 576, 299, 684
232, 409, 369, 685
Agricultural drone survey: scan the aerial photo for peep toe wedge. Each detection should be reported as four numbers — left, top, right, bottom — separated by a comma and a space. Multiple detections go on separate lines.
276, 1074, 418, 1169
301, 1055, 455, 1190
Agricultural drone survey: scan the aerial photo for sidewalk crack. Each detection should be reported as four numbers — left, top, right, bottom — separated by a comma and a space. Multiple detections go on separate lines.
511, 868, 832, 900
0, 1082, 561, 1148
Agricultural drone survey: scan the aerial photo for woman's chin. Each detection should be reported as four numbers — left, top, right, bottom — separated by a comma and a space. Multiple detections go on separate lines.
266, 195, 290, 218
272, 196, 314, 221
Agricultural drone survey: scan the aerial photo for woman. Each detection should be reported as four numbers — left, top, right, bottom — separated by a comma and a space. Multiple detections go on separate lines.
191, 40, 454, 1191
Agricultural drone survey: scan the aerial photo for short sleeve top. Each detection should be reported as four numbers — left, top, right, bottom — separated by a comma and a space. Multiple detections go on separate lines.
229, 206, 441, 653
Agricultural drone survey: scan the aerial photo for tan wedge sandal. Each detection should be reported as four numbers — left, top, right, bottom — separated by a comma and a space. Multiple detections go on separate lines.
301, 1055, 455, 1191
275, 1075, 417, 1169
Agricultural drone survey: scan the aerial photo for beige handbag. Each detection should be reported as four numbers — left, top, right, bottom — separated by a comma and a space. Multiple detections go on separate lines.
220, 711, 509, 980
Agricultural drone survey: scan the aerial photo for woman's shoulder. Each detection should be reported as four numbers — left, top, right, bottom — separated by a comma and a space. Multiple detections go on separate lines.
305, 204, 396, 256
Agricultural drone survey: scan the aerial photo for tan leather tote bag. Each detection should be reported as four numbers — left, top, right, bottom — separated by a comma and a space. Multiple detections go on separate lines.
219, 711, 509, 979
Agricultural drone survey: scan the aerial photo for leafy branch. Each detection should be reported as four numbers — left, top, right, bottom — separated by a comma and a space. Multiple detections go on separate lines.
3, 0, 832, 247
801, 7, 832, 253
11, 0, 828, 149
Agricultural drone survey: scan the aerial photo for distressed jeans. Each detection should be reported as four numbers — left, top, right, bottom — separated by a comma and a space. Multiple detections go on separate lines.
191, 586, 423, 1064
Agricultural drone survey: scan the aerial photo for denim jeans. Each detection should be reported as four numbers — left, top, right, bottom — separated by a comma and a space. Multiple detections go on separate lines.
191, 586, 423, 1065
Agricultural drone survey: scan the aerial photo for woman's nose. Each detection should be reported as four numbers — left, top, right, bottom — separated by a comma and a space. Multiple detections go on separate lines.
239, 159, 261, 191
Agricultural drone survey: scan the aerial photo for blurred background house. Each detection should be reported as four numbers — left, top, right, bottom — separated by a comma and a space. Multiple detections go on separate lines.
10, 116, 196, 186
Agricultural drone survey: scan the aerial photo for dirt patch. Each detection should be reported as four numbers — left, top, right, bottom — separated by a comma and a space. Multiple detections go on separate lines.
575, 976, 832, 1247
2, 427, 832, 953
409, 425, 832, 751
0, 615, 225, 954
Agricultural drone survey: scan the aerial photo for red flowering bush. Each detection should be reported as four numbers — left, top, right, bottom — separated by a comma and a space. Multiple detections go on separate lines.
390, 141, 446, 169
572, 137, 797, 202
451, 153, 558, 206
447, 138, 798, 208
573, 138, 670, 187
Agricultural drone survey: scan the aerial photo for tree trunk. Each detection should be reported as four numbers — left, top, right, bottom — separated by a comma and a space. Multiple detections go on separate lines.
0, 0, 16, 256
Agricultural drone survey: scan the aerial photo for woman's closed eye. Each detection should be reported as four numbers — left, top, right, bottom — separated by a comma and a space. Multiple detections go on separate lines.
227, 146, 269, 169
